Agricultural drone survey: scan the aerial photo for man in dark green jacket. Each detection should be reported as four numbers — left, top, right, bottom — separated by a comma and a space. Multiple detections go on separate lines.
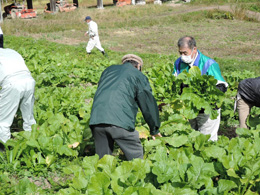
89, 54, 161, 160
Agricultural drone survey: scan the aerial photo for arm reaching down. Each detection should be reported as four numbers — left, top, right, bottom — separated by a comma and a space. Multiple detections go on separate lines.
136, 78, 161, 136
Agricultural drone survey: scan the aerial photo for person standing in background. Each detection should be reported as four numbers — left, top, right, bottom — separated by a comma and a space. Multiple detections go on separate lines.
84, 16, 106, 56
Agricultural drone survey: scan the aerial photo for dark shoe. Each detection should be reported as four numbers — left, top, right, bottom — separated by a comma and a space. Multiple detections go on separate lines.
0, 143, 5, 152
102, 51, 107, 57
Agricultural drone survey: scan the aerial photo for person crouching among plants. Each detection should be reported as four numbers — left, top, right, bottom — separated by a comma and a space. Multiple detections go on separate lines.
235, 77, 260, 129
89, 54, 161, 160
0, 48, 36, 151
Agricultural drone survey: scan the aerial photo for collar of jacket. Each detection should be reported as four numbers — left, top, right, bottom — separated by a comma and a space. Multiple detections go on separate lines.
192, 50, 201, 67
123, 62, 135, 68
175, 50, 201, 75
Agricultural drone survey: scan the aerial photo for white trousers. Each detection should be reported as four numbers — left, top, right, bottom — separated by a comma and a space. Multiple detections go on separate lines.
86, 36, 104, 53
189, 109, 221, 141
0, 75, 36, 143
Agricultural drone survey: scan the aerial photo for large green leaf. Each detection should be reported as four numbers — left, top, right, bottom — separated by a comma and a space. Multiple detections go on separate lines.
194, 133, 209, 151
227, 168, 240, 179
71, 171, 88, 190
187, 156, 218, 189
189, 66, 202, 78
217, 179, 237, 193
248, 114, 260, 129
236, 128, 252, 137
202, 145, 226, 160
82, 155, 99, 177
15, 177, 41, 195
57, 187, 82, 195
163, 135, 189, 147
161, 183, 197, 194
97, 155, 117, 176
87, 172, 112, 195
152, 161, 177, 183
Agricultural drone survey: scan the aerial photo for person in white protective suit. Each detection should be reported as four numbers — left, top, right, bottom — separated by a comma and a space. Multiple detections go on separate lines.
84, 16, 106, 56
0, 48, 36, 146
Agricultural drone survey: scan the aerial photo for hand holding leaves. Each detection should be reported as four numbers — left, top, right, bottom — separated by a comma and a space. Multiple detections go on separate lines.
151, 133, 162, 140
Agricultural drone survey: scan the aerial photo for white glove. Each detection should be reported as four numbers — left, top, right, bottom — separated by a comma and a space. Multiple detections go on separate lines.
89, 33, 95, 37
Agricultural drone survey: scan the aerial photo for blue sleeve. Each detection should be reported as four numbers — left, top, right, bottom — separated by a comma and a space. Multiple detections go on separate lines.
173, 62, 177, 75
173, 57, 181, 76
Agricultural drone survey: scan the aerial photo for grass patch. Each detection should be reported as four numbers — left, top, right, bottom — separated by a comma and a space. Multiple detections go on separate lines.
2, 2, 260, 62
1, 0, 114, 8
191, 0, 260, 4
206, 9, 234, 19
248, 3, 260, 12
4, 34, 260, 75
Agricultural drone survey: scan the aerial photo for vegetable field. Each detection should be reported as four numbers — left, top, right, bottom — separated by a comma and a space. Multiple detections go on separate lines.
0, 35, 260, 194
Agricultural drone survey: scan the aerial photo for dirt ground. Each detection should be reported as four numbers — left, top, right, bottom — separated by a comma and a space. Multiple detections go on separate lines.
167, 3, 260, 21
2, 2, 260, 61
219, 126, 238, 139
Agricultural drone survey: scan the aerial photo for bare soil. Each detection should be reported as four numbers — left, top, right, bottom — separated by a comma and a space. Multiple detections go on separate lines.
167, 3, 260, 21
2, 3, 260, 60
219, 126, 238, 139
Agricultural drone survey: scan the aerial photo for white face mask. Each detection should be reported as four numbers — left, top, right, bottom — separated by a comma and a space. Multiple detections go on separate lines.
181, 49, 194, 64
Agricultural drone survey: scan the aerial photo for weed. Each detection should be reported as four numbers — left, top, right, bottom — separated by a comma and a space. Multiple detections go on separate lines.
191, 0, 259, 4
248, 3, 260, 12
206, 9, 234, 20
1, 2, 260, 61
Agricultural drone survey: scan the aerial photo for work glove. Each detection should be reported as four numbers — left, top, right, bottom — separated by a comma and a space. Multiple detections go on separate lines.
158, 103, 167, 112
180, 83, 189, 95
216, 83, 227, 93
171, 81, 188, 95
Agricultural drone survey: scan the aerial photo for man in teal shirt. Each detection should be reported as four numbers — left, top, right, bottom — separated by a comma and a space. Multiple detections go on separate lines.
173, 36, 228, 141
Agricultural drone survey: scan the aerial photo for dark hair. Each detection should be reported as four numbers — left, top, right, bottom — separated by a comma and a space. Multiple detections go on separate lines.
177, 36, 196, 49
124, 60, 139, 68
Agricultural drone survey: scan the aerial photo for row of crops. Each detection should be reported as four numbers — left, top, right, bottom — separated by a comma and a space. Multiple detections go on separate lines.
0, 35, 260, 194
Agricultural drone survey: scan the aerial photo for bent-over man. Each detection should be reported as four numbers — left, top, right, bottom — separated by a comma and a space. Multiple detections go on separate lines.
0, 48, 36, 146
236, 77, 260, 128
89, 54, 161, 160
173, 36, 228, 141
